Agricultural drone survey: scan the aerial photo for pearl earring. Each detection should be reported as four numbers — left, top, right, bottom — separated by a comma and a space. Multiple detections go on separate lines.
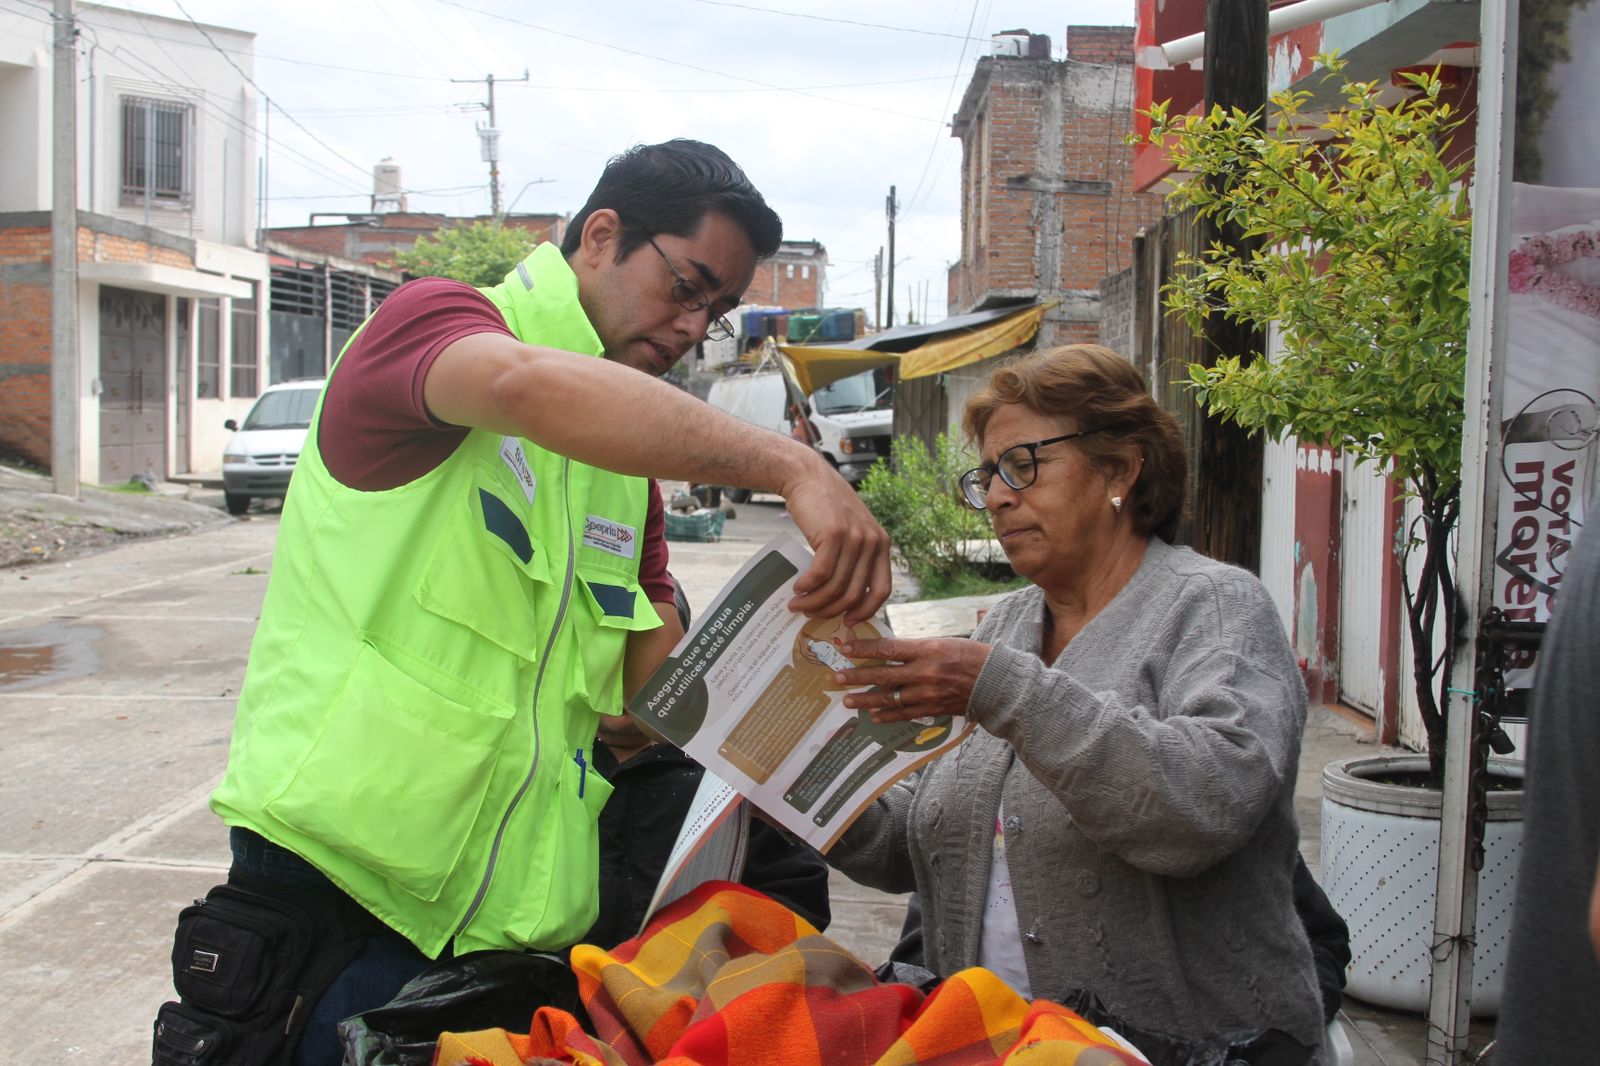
1111, 496, 1123, 513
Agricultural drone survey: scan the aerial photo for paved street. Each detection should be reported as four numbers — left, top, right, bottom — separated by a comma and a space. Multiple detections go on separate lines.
0, 489, 1478, 1063
1, 514, 277, 1062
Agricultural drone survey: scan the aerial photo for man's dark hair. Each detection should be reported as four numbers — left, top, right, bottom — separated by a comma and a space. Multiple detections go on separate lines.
561, 139, 783, 262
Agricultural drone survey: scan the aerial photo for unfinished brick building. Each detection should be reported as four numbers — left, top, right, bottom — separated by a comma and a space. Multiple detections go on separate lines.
946, 26, 1164, 347
745, 240, 827, 310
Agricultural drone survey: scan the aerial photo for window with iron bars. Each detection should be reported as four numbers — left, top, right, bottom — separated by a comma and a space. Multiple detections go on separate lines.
197, 297, 222, 398
330, 272, 369, 332
121, 95, 193, 207
270, 264, 325, 316
231, 286, 260, 399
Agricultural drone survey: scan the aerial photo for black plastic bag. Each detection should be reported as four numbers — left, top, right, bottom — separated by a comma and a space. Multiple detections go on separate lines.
337, 950, 586, 1066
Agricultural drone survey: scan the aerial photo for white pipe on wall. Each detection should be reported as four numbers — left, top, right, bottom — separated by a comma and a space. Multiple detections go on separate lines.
1155, 0, 1390, 68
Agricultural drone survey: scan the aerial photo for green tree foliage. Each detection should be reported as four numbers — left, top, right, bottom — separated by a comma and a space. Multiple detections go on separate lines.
859, 430, 991, 590
1145, 60, 1472, 777
1515, 0, 1598, 182
391, 221, 535, 287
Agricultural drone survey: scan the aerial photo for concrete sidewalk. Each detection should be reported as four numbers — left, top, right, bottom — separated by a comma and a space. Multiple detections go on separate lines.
0, 488, 1481, 1063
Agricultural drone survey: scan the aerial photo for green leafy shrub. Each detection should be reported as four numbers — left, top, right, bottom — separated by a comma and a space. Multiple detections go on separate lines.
859, 430, 992, 590
391, 221, 536, 287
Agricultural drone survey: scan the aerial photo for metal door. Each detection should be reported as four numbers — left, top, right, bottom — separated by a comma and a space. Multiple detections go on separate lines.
1337, 452, 1389, 716
98, 287, 167, 483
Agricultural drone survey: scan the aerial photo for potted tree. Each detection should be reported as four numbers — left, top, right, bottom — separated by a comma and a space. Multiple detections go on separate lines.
1143, 60, 1524, 1013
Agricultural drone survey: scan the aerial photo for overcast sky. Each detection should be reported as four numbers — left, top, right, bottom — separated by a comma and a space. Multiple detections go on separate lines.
61, 0, 1138, 325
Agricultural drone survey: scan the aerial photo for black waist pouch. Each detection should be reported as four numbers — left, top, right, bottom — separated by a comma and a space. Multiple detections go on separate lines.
152, 880, 365, 1066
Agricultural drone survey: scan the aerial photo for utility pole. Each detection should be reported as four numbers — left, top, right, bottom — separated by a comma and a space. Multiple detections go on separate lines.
453, 70, 528, 218
51, 0, 79, 496
885, 186, 897, 328
873, 247, 883, 331
1185, 0, 1267, 569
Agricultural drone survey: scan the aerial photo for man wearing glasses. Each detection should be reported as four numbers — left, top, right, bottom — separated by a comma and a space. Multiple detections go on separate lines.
166, 141, 889, 1066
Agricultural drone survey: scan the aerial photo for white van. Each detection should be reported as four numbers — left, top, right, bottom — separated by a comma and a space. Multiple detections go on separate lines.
220, 378, 324, 515
805, 368, 894, 484
704, 367, 893, 493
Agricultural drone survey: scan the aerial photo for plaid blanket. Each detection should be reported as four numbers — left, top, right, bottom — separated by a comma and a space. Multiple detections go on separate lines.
435, 882, 1141, 1066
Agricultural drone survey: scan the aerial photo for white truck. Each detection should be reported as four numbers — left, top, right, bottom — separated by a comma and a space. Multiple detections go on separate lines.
703, 365, 893, 500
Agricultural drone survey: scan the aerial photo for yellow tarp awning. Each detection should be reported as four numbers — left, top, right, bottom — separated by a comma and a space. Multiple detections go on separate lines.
896, 303, 1050, 380
773, 345, 899, 397
775, 303, 1050, 394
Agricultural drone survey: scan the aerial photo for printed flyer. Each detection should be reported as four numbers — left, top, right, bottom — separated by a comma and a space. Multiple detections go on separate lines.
627, 535, 972, 851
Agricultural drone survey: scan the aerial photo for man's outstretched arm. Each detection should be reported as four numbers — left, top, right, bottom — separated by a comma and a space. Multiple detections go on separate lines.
424, 333, 892, 623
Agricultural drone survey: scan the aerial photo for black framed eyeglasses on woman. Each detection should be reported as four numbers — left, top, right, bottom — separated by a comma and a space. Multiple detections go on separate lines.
958, 428, 1107, 510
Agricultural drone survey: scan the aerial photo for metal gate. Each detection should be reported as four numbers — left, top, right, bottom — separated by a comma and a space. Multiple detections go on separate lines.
1338, 452, 1389, 716
1256, 326, 1296, 636
98, 287, 167, 484
1259, 433, 1298, 638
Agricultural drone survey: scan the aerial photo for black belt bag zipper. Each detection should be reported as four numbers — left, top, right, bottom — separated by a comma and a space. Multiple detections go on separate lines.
153, 881, 365, 1065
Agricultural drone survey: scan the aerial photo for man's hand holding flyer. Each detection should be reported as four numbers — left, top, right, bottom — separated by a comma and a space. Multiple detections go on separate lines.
627, 535, 972, 856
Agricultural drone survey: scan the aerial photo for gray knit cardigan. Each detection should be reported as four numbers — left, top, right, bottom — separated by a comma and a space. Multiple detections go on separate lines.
831, 538, 1324, 1059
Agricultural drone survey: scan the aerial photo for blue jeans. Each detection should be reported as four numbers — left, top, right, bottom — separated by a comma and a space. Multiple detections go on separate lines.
228, 828, 438, 1066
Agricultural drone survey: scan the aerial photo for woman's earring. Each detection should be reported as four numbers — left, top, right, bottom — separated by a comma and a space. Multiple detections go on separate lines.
1111, 496, 1124, 513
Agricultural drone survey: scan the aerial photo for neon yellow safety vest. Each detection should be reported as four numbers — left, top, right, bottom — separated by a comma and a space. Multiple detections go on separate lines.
211, 243, 662, 957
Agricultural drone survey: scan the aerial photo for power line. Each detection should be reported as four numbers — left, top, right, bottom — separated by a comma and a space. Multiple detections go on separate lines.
0, 0, 46, 32
413, 0, 519, 74
77, 14, 459, 202
391, 0, 481, 75
80, 26, 369, 194
268, 183, 490, 201
255, 51, 455, 82
497, 74, 953, 94
78, 18, 370, 195
169, 0, 374, 184
290, 103, 470, 118
688, 0, 986, 41
432, 0, 939, 125
33, 7, 460, 83
6, 0, 518, 212
34, 10, 956, 95
903, 0, 984, 217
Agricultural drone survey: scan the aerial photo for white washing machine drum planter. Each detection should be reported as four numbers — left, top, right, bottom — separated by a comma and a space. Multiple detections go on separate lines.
1321, 753, 1524, 1016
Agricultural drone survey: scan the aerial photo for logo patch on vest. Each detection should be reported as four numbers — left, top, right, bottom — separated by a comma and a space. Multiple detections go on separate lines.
500, 437, 537, 504
583, 515, 637, 559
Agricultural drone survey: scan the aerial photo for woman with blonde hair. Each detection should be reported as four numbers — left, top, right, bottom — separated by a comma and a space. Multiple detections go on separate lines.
828, 344, 1323, 1064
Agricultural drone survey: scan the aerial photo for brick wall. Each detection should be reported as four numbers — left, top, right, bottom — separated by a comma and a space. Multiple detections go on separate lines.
1068, 26, 1136, 65
949, 26, 1165, 347
492, 214, 564, 247
0, 224, 53, 466
81, 229, 190, 267
1, 218, 199, 469
747, 258, 823, 308
264, 225, 352, 260
1098, 266, 1135, 354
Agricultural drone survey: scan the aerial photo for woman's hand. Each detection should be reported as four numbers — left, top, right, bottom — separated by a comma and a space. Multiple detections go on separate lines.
833, 636, 992, 724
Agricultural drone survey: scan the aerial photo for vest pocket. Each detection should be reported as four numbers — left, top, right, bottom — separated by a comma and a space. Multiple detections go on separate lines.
263, 641, 514, 902
415, 479, 553, 664
567, 570, 661, 717
509, 748, 614, 948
